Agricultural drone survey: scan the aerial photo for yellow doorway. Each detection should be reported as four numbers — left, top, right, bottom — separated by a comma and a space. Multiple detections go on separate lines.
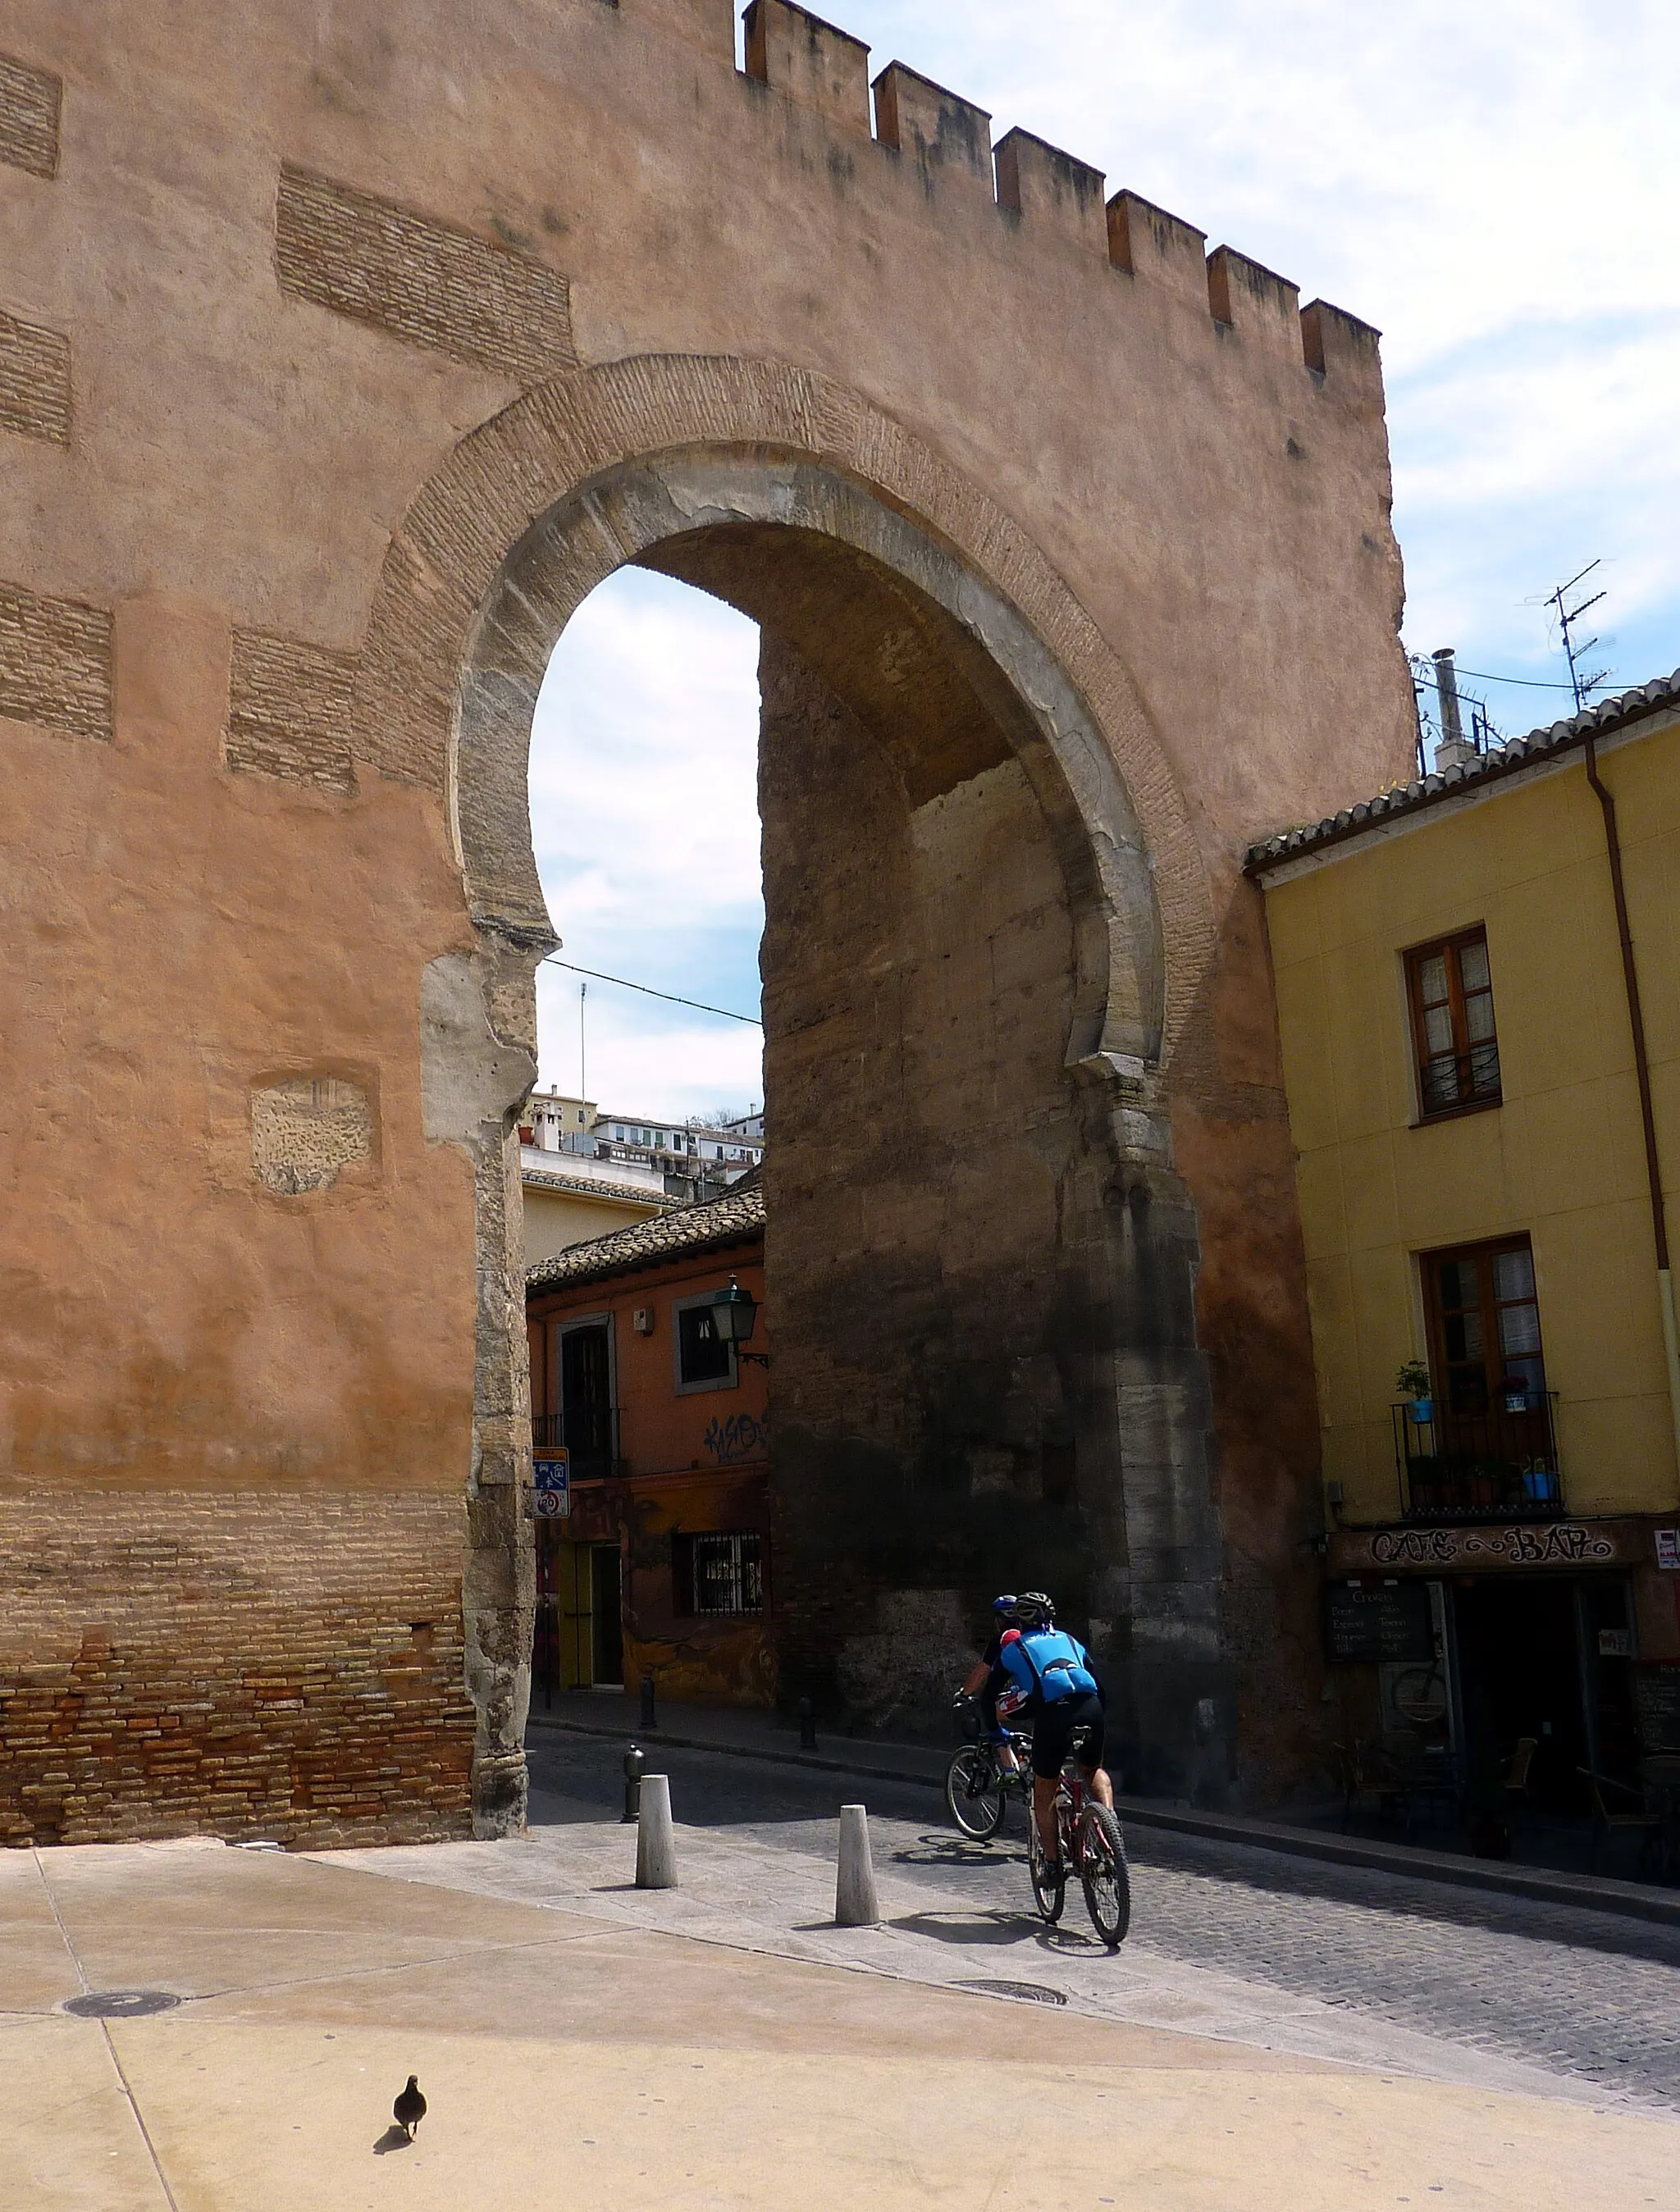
543, 1538, 623, 1690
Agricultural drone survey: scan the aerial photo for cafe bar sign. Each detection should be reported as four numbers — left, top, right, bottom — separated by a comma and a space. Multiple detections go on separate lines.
1329, 1519, 1647, 1574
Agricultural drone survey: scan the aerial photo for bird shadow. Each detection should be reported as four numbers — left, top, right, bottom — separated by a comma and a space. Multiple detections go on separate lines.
372, 2127, 412, 2155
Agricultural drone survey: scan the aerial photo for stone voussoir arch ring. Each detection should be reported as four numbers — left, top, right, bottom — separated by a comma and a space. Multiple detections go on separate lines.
349, 351, 1215, 1076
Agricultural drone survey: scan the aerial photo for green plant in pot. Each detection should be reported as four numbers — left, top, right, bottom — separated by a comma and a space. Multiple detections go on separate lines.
1397, 1359, 1434, 1424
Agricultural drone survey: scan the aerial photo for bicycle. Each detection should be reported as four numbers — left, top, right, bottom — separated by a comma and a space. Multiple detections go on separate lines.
945, 1695, 1033, 1842
1026, 1725, 1130, 1946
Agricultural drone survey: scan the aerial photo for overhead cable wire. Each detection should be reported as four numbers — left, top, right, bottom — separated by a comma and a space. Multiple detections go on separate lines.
1411, 660, 1607, 694
541, 955, 763, 1028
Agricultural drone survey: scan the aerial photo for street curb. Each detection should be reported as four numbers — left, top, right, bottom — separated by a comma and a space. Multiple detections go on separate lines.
527, 1709, 947, 1793
1110, 1799, 1680, 1929
528, 1709, 1680, 1929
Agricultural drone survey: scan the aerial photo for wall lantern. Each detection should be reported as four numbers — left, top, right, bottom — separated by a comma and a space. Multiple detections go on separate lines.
710, 1277, 767, 1365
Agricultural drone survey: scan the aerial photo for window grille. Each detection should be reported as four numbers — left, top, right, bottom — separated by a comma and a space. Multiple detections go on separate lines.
687, 1531, 765, 1616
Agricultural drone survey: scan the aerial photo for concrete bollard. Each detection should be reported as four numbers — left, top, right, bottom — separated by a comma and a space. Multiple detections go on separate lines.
635, 1772, 678, 1890
834, 1803, 879, 1927
621, 1742, 645, 1825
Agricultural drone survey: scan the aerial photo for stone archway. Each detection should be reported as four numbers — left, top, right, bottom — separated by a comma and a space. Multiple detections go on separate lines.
359, 356, 1226, 1832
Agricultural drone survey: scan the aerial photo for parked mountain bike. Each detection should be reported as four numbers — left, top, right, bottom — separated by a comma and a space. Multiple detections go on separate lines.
945, 1694, 1032, 1841
1026, 1724, 1130, 1946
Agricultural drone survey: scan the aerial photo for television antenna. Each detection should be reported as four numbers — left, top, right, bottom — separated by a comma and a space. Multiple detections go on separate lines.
1545, 562, 1611, 710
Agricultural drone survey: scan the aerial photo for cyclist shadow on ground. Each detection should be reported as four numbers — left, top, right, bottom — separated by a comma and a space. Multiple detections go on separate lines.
888, 1908, 1111, 1956
891, 1831, 1029, 1870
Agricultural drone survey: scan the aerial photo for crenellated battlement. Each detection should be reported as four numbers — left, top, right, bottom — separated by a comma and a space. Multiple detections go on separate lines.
726, 0, 1381, 397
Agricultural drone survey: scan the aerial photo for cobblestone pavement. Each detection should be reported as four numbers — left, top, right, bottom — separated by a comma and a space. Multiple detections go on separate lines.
522, 1730, 1680, 2111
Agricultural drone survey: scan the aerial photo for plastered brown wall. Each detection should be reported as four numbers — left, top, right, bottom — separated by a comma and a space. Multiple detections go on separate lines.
2, 0, 1414, 1833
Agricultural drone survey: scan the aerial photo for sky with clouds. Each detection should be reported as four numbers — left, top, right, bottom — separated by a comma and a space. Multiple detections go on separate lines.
530, 0, 1678, 1119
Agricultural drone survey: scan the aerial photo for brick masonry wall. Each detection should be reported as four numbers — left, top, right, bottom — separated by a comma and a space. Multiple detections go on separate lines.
0, 305, 71, 445
274, 166, 575, 382
0, 52, 60, 179
228, 628, 356, 788
0, 582, 112, 740
0, 1490, 476, 1847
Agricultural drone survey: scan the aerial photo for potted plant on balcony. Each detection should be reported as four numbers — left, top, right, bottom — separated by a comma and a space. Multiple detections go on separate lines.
1397, 1359, 1433, 1425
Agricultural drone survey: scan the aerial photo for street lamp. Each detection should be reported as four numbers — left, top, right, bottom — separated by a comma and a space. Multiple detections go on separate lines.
710, 1277, 767, 1365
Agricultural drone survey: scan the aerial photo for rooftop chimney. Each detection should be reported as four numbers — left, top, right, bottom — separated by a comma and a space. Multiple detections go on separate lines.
1431, 649, 1477, 772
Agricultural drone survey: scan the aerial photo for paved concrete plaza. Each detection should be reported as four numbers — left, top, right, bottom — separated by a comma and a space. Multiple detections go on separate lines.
4, 1732, 1677, 2208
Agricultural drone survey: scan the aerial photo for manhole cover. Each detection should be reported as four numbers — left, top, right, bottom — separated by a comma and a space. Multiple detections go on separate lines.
948, 1978, 1068, 2006
62, 1991, 183, 2020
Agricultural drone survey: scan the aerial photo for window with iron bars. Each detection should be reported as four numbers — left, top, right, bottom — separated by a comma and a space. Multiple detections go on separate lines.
675, 1531, 765, 1617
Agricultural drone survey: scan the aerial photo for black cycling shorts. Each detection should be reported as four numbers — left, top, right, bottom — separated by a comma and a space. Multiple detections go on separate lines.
1029, 1690, 1106, 1781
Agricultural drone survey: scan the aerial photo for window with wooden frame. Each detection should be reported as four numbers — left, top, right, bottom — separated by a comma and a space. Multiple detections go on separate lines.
1422, 1236, 1547, 1420
1405, 927, 1501, 1119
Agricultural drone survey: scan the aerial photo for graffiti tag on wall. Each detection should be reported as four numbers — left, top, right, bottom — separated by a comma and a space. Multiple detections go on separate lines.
703, 1412, 767, 1465
1352, 1522, 1623, 1570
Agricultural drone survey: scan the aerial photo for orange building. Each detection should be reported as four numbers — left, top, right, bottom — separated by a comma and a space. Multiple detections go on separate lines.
526, 1183, 770, 1708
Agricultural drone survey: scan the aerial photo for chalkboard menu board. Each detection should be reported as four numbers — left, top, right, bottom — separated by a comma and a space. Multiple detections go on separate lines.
1325, 1580, 1436, 1665
1633, 1664, 1680, 1752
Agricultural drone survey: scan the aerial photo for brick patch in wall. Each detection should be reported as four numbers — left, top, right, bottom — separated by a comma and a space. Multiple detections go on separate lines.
0, 1489, 477, 1847
0, 581, 112, 739
0, 305, 71, 445
0, 53, 60, 178
228, 627, 355, 788
275, 165, 576, 382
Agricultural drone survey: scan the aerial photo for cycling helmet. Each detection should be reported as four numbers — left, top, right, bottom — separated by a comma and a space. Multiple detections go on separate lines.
1012, 1590, 1055, 1628
990, 1593, 1018, 1618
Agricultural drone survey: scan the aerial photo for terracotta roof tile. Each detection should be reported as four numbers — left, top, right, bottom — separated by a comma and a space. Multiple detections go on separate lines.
525, 1179, 765, 1294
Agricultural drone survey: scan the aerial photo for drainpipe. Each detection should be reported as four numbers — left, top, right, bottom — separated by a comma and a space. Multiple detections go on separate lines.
1582, 732, 1680, 1494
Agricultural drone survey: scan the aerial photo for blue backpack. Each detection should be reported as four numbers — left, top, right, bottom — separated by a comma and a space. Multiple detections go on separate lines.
1010, 1627, 1098, 1704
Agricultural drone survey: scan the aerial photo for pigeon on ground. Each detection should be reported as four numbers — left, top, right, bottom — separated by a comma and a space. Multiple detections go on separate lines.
393, 2077, 427, 2141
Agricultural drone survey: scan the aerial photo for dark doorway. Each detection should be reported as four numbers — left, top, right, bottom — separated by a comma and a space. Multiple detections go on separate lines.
591, 1543, 623, 1687
560, 1322, 614, 1480
1453, 1578, 1586, 1811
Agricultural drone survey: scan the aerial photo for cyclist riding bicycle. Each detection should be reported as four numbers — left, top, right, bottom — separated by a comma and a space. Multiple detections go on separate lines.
959, 1594, 1024, 1775
993, 1591, 1115, 1868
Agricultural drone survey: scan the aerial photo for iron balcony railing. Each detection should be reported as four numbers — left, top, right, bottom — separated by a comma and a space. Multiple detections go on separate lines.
531, 1412, 617, 1480
1390, 1394, 1563, 1521
1418, 1041, 1501, 1117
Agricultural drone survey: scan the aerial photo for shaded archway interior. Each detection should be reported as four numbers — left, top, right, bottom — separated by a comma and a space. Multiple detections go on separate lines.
467, 449, 1221, 1762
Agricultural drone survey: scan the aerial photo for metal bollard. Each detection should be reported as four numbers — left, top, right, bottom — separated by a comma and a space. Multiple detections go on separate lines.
621, 1742, 645, 1824
640, 1671, 658, 1731
798, 1695, 817, 1752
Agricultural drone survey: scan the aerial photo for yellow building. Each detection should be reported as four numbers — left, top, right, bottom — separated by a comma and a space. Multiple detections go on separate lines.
1249, 673, 1680, 1808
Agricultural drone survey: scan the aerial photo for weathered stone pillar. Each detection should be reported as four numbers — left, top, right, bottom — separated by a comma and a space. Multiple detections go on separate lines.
758, 635, 1230, 1790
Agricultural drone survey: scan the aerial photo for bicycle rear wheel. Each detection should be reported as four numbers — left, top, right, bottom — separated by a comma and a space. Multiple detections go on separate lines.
1078, 1804, 1130, 1947
945, 1745, 1006, 1841
1028, 1816, 1066, 1922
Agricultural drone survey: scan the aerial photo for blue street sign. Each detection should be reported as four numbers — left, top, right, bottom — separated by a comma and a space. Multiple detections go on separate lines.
533, 1451, 570, 1517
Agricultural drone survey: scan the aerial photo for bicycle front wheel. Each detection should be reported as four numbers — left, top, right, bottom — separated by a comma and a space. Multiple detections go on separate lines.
1078, 1804, 1130, 1947
945, 1745, 1006, 1841
1029, 1817, 1067, 1922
